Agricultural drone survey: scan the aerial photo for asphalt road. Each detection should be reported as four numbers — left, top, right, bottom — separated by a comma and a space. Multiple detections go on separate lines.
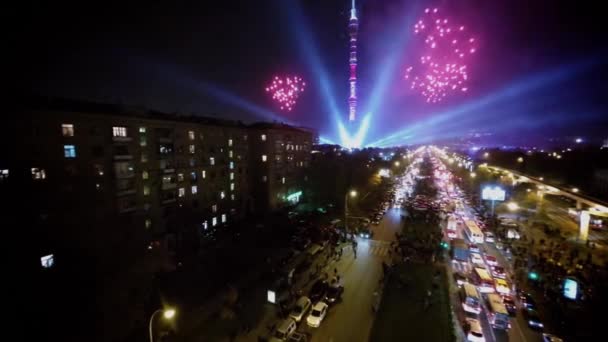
298, 207, 402, 342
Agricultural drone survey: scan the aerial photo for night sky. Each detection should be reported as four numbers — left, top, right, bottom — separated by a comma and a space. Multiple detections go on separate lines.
18, 0, 608, 146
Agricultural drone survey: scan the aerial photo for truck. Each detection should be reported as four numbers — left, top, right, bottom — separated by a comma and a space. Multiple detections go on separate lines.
451, 238, 469, 262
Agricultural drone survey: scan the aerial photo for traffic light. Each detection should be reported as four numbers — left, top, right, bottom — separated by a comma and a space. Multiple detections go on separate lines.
528, 271, 539, 281
440, 241, 449, 249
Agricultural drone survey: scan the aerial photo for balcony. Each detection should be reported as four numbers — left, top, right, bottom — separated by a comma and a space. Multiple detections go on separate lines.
162, 183, 177, 190
113, 154, 133, 161
161, 198, 177, 205
116, 189, 136, 197
112, 136, 133, 143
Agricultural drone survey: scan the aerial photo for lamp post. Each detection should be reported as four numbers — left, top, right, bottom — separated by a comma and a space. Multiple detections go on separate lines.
149, 308, 176, 342
345, 190, 357, 233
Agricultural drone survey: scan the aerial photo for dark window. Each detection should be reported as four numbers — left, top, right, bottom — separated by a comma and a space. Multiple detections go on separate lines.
91, 146, 104, 158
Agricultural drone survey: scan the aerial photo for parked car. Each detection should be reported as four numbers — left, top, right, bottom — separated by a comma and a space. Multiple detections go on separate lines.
485, 255, 498, 267
309, 280, 328, 302
289, 296, 311, 323
485, 232, 495, 243
270, 318, 297, 342
306, 302, 329, 327
465, 318, 485, 342
491, 266, 507, 279
542, 333, 564, 342
501, 295, 517, 316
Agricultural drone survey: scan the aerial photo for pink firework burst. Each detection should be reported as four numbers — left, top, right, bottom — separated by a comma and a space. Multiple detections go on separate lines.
405, 7, 478, 103
265, 75, 306, 112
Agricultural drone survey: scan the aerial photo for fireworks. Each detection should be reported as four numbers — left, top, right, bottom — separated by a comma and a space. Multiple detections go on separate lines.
404, 7, 477, 103
265, 75, 306, 111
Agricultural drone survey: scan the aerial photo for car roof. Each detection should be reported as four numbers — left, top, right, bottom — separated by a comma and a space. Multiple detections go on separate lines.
296, 296, 310, 305
466, 318, 482, 332
312, 301, 328, 310
277, 318, 296, 331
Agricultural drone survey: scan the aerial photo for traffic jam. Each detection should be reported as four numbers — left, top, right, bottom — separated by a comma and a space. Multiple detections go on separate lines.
429, 150, 563, 342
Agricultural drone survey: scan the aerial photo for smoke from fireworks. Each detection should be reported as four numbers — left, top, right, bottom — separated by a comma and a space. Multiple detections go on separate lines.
404, 7, 478, 103
265, 75, 306, 111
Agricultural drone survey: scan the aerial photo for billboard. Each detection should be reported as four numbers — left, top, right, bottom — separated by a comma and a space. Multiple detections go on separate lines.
482, 186, 506, 201
563, 278, 578, 300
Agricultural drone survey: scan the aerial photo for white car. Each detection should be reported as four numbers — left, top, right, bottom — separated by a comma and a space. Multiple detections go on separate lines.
466, 318, 485, 342
289, 296, 311, 322
270, 318, 297, 342
306, 301, 328, 328
484, 255, 498, 267
470, 253, 485, 267
485, 232, 495, 243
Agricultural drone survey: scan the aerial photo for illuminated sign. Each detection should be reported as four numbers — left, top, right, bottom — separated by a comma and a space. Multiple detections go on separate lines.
563, 278, 578, 300
286, 191, 302, 203
482, 186, 506, 201
41, 254, 54, 269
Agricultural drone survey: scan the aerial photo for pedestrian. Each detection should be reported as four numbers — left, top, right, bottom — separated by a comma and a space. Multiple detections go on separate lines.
334, 267, 338, 275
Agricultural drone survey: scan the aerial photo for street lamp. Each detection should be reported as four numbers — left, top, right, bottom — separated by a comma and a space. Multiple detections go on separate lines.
572, 188, 579, 193
506, 202, 519, 211
483, 152, 489, 158
394, 161, 400, 167
345, 190, 357, 233
539, 177, 544, 181
470, 172, 476, 178
517, 157, 524, 163
149, 308, 176, 342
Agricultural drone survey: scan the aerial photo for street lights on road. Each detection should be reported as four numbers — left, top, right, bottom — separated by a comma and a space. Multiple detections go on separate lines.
506, 202, 519, 211
149, 308, 176, 342
345, 190, 358, 233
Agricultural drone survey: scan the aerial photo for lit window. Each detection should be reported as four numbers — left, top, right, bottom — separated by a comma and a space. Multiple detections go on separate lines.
212, 204, 218, 213
191, 185, 198, 194
262, 176, 267, 182
145, 219, 152, 229
41, 254, 54, 269
142, 171, 149, 180
140, 136, 147, 147
141, 153, 148, 163
210, 157, 215, 166
230, 172, 234, 180
64, 145, 76, 158
139, 127, 146, 133
112, 126, 127, 137
189, 144, 195, 154
282, 177, 286, 184
143, 185, 150, 196
230, 183, 235, 191
178, 187, 185, 197
212, 217, 217, 226
189, 158, 196, 167
228, 139, 233, 146
177, 173, 184, 182
231, 194, 235, 201
262, 155, 267, 162
221, 214, 227, 223
202, 220, 208, 230
188, 131, 195, 140
220, 191, 225, 199
229, 150, 233, 158
229, 161, 234, 169
275, 155, 281, 162
61, 124, 74, 137
261, 134, 267, 141
202, 170, 206, 179
190, 171, 197, 181
31, 168, 46, 180
0, 169, 8, 181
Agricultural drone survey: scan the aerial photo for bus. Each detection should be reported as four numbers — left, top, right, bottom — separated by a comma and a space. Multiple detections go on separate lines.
486, 293, 511, 330
461, 283, 482, 314
464, 219, 484, 244
472, 267, 495, 293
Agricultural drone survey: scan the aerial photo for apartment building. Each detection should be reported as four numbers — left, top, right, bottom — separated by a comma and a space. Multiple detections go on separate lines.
249, 123, 313, 212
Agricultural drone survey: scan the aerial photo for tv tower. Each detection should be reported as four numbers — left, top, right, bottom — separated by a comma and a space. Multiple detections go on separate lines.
348, 0, 358, 123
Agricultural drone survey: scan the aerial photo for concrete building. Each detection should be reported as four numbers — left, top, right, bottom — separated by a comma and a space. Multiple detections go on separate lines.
249, 123, 313, 212
3, 97, 310, 341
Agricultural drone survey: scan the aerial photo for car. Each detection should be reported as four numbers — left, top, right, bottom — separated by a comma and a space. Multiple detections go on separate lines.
485, 232, 495, 243
465, 318, 485, 342
470, 253, 485, 266
518, 291, 537, 310
485, 255, 498, 267
495, 242, 504, 250
289, 296, 312, 322
469, 244, 480, 253
371, 219, 380, 225
309, 280, 328, 302
501, 295, 517, 316
522, 308, 544, 330
447, 230, 457, 239
306, 301, 329, 327
270, 318, 297, 342
359, 228, 373, 239
324, 285, 344, 304
494, 278, 510, 295
542, 333, 564, 342
491, 266, 506, 279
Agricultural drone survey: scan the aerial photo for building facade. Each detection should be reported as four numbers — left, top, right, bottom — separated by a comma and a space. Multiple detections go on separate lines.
3, 98, 311, 341
249, 123, 313, 212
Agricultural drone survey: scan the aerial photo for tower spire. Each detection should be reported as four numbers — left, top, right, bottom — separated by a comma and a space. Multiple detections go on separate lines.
348, 0, 359, 122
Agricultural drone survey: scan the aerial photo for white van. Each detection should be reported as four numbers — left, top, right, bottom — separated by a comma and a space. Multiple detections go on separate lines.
270, 318, 297, 342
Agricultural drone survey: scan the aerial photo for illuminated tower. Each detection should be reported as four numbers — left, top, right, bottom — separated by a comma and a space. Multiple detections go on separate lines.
348, 0, 358, 123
